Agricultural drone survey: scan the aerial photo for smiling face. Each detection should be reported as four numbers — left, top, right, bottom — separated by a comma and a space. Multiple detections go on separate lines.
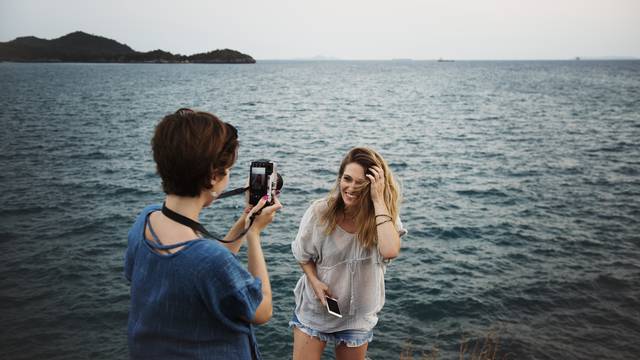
340, 162, 367, 209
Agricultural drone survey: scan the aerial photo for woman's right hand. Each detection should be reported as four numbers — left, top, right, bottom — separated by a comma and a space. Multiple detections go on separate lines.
246, 195, 282, 234
310, 277, 332, 306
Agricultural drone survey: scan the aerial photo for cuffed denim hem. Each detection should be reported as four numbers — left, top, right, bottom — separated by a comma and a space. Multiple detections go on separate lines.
289, 313, 373, 348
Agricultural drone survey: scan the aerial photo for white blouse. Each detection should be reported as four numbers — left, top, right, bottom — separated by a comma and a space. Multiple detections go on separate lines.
291, 199, 407, 333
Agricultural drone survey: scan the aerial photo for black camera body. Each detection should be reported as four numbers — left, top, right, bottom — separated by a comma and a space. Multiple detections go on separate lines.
249, 160, 280, 205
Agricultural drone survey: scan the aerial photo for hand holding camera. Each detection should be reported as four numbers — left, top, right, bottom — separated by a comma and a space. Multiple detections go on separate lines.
245, 160, 283, 236
246, 195, 282, 235
209, 159, 284, 243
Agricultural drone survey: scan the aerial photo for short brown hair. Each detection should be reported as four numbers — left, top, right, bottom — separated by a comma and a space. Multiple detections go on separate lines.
152, 108, 238, 197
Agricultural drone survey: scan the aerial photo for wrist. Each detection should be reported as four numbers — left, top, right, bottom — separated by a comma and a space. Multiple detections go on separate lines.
246, 230, 260, 242
237, 212, 248, 224
309, 275, 321, 286
373, 200, 387, 212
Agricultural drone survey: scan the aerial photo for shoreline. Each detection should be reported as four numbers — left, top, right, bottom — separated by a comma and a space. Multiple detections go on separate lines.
0, 59, 256, 64
3, 59, 640, 64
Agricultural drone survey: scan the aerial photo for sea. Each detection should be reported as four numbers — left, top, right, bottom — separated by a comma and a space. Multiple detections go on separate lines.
0, 60, 639, 360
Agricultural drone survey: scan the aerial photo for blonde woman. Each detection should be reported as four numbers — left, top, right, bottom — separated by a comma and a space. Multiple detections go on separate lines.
291, 147, 407, 360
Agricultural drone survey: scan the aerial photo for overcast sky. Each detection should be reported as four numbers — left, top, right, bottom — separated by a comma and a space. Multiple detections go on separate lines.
1, 0, 639, 60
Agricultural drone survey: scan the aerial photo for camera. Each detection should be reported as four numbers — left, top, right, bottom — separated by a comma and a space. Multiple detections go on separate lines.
249, 160, 283, 205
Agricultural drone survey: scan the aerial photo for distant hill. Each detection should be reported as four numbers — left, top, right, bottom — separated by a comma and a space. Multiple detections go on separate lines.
575, 56, 639, 60
0, 31, 255, 63
291, 55, 342, 61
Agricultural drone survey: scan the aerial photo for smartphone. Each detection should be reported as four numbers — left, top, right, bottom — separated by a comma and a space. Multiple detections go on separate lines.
325, 296, 342, 318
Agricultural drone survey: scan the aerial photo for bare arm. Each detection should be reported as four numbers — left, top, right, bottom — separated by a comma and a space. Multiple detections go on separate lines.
223, 180, 252, 254
244, 197, 282, 325
222, 211, 248, 254
299, 261, 331, 306
367, 165, 401, 259
246, 230, 272, 324
373, 201, 401, 259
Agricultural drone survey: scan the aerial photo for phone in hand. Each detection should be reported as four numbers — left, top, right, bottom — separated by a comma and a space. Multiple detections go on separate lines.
325, 296, 342, 318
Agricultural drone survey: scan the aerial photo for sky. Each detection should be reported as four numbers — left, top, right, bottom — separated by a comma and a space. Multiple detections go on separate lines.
1, 0, 639, 60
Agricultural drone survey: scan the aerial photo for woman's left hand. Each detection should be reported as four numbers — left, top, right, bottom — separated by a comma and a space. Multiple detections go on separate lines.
366, 165, 385, 203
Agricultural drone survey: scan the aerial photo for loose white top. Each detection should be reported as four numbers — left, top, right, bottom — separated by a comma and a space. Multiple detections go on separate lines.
291, 199, 407, 333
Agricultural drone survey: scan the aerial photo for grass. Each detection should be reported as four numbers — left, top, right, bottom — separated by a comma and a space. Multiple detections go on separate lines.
400, 331, 512, 360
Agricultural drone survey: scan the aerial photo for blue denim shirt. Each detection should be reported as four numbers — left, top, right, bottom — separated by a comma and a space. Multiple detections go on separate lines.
124, 204, 263, 359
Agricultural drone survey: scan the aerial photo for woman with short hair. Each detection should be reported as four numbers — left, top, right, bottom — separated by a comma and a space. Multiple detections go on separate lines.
125, 108, 281, 359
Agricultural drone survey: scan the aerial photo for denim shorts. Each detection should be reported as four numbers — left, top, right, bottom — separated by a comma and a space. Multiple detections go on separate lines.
289, 313, 373, 348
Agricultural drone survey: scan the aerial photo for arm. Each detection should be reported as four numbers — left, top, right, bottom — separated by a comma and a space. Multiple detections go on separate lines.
373, 200, 401, 259
367, 166, 401, 260
222, 211, 249, 254
246, 230, 272, 324
292, 203, 331, 304
245, 196, 282, 325
222, 180, 252, 254
299, 261, 331, 306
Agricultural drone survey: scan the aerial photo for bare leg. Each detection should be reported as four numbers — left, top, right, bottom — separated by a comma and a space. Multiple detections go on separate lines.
335, 342, 369, 360
293, 327, 327, 360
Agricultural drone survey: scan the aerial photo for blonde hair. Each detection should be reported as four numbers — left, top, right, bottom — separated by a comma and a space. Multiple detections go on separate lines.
319, 147, 401, 248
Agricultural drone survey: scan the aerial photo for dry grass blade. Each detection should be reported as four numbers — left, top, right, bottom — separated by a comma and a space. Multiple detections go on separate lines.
460, 331, 506, 360
402, 331, 509, 360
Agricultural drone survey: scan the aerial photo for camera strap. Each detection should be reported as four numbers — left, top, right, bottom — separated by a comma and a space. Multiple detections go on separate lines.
161, 202, 255, 243
216, 186, 249, 200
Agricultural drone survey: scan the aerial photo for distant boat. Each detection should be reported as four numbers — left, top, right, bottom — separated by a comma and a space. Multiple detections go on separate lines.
575, 56, 581, 61
437, 58, 454, 62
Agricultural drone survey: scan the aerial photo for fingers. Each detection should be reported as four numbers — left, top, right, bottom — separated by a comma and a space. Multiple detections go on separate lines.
367, 166, 385, 189
262, 195, 283, 214
318, 283, 331, 305
324, 288, 334, 299
368, 166, 384, 180
250, 194, 282, 216
247, 195, 282, 231
365, 173, 376, 183
247, 197, 267, 218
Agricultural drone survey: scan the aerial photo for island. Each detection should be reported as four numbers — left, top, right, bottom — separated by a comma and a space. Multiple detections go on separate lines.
0, 31, 256, 64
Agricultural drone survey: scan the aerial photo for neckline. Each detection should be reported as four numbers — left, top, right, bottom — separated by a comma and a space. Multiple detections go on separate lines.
336, 223, 356, 235
143, 237, 204, 258
142, 210, 204, 257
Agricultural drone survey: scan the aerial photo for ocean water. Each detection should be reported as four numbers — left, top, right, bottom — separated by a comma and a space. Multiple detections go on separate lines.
1, 60, 639, 360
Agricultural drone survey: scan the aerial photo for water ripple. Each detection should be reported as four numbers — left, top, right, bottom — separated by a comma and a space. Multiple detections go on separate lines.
1, 60, 640, 360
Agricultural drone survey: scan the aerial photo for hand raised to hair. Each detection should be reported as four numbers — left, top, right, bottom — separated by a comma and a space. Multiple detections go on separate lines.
366, 165, 385, 203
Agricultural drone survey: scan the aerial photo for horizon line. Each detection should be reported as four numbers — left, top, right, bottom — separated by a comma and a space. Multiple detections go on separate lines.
257, 57, 640, 61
